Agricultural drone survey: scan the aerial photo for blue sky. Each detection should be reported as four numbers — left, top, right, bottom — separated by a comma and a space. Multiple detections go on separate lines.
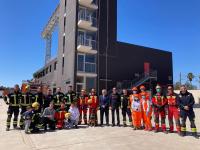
0, 0, 200, 87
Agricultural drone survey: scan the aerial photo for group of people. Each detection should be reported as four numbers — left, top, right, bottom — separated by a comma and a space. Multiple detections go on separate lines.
3, 84, 198, 138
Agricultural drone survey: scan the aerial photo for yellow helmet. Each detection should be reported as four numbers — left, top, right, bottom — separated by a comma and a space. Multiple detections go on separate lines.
65, 113, 71, 119
32, 102, 40, 110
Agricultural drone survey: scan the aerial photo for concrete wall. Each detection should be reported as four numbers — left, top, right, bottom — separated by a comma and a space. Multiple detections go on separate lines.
57, 0, 77, 92
175, 90, 200, 104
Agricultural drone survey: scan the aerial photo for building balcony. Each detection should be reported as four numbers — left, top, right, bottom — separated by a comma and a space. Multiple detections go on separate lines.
77, 37, 97, 54
78, 0, 98, 10
78, 14, 97, 32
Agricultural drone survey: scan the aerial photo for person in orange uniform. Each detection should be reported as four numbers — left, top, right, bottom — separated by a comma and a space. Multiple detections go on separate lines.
129, 87, 138, 128
131, 94, 142, 130
139, 85, 150, 129
54, 102, 67, 129
152, 85, 168, 133
88, 89, 98, 127
77, 89, 88, 125
141, 92, 152, 131
166, 86, 181, 134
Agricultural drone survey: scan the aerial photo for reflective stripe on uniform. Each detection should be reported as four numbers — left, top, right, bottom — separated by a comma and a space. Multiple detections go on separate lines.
181, 127, 186, 131
191, 128, 197, 132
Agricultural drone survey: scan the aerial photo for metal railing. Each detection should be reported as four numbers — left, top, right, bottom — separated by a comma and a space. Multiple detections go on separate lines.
78, 11, 97, 27
117, 70, 158, 89
77, 36, 97, 50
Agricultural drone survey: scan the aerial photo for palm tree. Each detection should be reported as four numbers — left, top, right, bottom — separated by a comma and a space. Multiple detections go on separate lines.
187, 72, 195, 85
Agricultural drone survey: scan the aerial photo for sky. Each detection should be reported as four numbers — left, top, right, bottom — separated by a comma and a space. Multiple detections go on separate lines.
0, 0, 200, 87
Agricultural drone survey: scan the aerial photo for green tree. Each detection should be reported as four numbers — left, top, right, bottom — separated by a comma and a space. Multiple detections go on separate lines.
187, 72, 195, 85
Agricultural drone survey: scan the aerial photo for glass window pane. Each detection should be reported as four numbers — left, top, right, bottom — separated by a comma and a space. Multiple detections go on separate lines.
86, 77, 96, 92
78, 55, 84, 71
85, 63, 96, 73
85, 55, 95, 63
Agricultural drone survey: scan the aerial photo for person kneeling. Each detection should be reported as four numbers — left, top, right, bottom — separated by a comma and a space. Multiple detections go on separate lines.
41, 101, 56, 131
66, 102, 80, 129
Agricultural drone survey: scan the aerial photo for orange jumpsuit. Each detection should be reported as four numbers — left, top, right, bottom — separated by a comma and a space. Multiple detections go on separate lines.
141, 96, 152, 131
139, 91, 150, 127
130, 96, 142, 128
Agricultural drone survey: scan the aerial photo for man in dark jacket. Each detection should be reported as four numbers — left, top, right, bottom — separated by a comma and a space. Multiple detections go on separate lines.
110, 87, 121, 127
43, 88, 53, 109
121, 89, 132, 127
178, 85, 198, 138
99, 89, 110, 126
33, 86, 45, 112
4, 84, 22, 131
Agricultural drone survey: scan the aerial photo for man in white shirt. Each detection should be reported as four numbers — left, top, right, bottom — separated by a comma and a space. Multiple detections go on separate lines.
68, 102, 80, 128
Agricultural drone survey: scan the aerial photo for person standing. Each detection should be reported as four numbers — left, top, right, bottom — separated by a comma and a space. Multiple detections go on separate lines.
43, 88, 53, 109
99, 89, 110, 126
178, 85, 198, 138
4, 84, 22, 131
77, 89, 88, 125
19, 85, 35, 129
131, 94, 142, 130
152, 85, 168, 133
88, 89, 98, 126
110, 87, 121, 127
64, 85, 76, 111
141, 92, 152, 131
166, 86, 181, 135
33, 86, 45, 112
121, 89, 132, 127
53, 87, 65, 110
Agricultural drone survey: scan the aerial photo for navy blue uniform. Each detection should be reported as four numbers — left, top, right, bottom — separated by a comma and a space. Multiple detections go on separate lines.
99, 95, 110, 125
4, 91, 22, 129
109, 93, 121, 126
178, 91, 197, 136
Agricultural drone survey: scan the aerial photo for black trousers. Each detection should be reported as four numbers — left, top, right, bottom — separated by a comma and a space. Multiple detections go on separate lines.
42, 117, 56, 130
100, 107, 109, 125
122, 108, 132, 124
112, 107, 120, 125
180, 111, 197, 134
7, 106, 19, 128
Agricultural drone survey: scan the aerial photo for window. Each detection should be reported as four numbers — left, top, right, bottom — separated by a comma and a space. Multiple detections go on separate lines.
86, 77, 96, 91
78, 54, 84, 71
62, 57, 65, 75
46, 67, 48, 74
54, 62, 57, 70
63, 35, 65, 53
64, 17, 66, 32
77, 54, 96, 73
50, 65, 52, 72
